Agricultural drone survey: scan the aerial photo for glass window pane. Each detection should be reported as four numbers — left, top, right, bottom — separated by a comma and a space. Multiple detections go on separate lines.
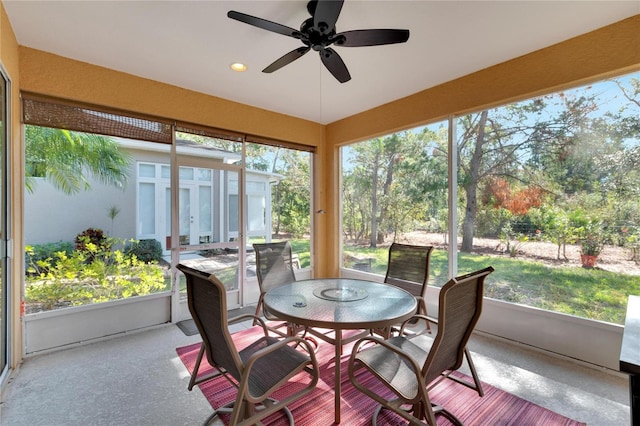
245, 143, 312, 269
24, 130, 170, 313
228, 194, 239, 234
455, 72, 640, 324
247, 181, 265, 192
138, 163, 155, 178
340, 122, 450, 286
0, 68, 7, 375
179, 187, 191, 244
179, 167, 193, 181
197, 168, 211, 181
138, 182, 155, 235
247, 194, 265, 232
165, 188, 171, 244
172, 132, 244, 299
199, 185, 212, 234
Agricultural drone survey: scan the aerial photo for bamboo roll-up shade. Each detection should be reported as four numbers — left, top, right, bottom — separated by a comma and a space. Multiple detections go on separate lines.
22, 92, 173, 144
22, 92, 315, 153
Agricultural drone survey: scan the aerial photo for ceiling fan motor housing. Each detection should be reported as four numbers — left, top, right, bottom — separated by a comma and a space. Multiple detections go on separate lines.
228, 0, 409, 83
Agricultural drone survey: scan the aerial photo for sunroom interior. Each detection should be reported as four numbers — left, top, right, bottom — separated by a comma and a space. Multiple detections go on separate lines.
0, 1, 638, 425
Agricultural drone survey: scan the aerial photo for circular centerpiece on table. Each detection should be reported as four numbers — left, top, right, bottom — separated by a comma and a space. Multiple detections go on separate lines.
313, 286, 368, 302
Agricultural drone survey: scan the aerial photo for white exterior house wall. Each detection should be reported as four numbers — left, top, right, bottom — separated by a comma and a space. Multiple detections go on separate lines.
24, 175, 137, 245
24, 140, 276, 247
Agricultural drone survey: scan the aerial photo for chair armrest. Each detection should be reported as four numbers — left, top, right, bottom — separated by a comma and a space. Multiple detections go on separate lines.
397, 314, 436, 335
246, 335, 317, 364
229, 314, 270, 335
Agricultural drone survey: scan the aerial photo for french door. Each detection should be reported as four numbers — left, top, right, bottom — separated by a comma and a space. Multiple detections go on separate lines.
172, 155, 243, 307
161, 164, 239, 251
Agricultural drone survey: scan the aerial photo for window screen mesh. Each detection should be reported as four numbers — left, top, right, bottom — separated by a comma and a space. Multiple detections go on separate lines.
22, 92, 317, 152
22, 93, 173, 144
246, 134, 316, 153
175, 121, 244, 142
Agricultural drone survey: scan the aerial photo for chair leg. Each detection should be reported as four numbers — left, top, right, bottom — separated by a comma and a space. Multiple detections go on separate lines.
464, 346, 484, 397
440, 347, 484, 397
253, 298, 263, 327
188, 342, 224, 391
227, 399, 295, 426
188, 343, 205, 391
372, 399, 439, 426
419, 299, 431, 333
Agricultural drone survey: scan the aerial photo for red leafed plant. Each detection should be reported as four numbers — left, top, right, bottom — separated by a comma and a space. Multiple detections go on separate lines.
485, 177, 543, 215
74, 227, 109, 252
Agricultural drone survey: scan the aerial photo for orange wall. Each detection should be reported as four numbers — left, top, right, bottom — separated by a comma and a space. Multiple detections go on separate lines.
318, 15, 640, 276
18, 47, 324, 148
326, 15, 640, 146
1, 2, 23, 369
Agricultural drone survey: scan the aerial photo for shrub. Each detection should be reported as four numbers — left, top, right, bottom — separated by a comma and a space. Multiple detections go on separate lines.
125, 239, 163, 263
25, 238, 167, 313
25, 241, 74, 275
475, 207, 513, 238
74, 228, 110, 252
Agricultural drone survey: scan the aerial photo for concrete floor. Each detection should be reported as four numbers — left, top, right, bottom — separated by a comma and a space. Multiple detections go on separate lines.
0, 321, 630, 426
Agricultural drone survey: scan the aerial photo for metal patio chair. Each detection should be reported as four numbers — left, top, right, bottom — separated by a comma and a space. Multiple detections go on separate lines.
372, 243, 434, 338
253, 241, 305, 337
178, 263, 319, 426
348, 266, 495, 425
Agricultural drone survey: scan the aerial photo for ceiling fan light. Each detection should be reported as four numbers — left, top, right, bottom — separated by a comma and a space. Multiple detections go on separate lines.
230, 62, 247, 72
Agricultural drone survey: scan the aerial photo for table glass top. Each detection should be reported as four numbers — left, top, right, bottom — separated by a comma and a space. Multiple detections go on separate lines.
263, 278, 417, 329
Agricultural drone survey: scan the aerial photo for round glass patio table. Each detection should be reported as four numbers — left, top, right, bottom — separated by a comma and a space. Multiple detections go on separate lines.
264, 278, 417, 424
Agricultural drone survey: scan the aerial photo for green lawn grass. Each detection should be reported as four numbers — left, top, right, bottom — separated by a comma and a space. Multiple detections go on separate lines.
338, 243, 640, 325
184, 238, 637, 325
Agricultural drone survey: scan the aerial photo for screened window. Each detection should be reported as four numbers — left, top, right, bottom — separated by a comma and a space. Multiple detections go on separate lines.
341, 121, 450, 286
341, 72, 640, 325
22, 97, 316, 311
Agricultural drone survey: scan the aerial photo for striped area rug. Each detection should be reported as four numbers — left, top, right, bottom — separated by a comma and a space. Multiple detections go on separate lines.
176, 327, 585, 425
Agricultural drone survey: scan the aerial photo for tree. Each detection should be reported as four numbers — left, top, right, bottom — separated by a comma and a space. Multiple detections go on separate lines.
25, 126, 131, 194
342, 128, 449, 247
344, 135, 408, 247
271, 149, 311, 238
457, 89, 608, 252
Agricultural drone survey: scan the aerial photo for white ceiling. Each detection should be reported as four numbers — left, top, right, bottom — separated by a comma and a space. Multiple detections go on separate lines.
4, 1, 639, 124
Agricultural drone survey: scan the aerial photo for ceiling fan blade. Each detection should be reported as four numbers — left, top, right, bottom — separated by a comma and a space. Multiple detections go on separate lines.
228, 10, 301, 39
320, 47, 351, 83
263, 47, 311, 73
313, 0, 344, 34
338, 29, 410, 47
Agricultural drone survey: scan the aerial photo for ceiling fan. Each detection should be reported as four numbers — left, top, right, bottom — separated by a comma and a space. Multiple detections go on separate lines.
227, 0, 410, 83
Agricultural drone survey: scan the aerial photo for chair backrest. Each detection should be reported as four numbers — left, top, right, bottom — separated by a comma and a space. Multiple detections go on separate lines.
253, 241, 297, 293
384, 243, 434, 298
422, 266, 494, 384
177, 263, 243, 381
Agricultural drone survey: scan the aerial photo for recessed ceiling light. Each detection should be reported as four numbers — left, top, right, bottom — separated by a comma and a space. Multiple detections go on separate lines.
230, 63, 247, 72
